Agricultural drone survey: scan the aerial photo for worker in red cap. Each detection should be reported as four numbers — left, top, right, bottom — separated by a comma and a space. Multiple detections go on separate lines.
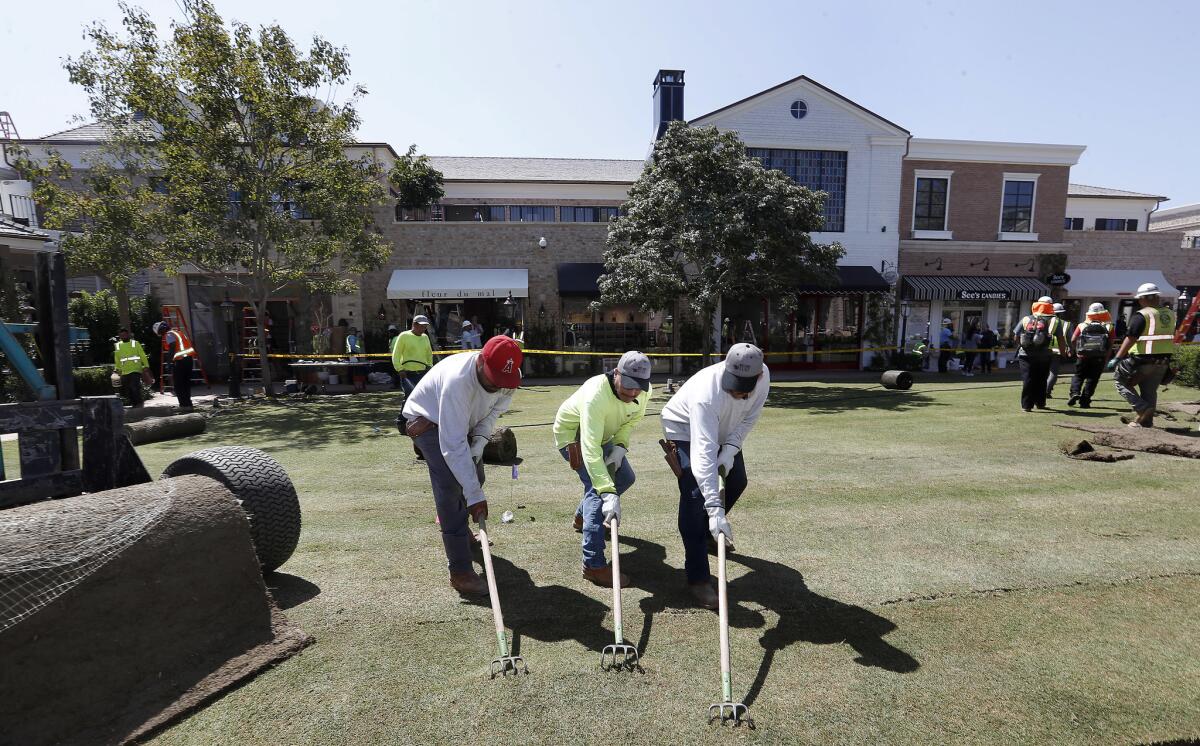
401, 336, 523, 595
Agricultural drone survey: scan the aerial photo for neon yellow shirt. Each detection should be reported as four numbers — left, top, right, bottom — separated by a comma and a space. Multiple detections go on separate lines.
553, 373, 650, 494
392, 330, 433, 372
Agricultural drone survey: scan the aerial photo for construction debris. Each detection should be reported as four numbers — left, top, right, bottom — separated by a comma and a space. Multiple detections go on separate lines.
1060, 439, 1135, 462
1056, 423, 1200, 460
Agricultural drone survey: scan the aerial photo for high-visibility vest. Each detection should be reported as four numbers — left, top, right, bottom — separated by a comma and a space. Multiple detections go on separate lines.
113, 339, 148, 375
167, 329, 196, 360
1130, 306, 1177, 356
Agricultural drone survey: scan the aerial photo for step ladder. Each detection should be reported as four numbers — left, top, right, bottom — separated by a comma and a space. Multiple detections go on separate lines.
240, 306, 264, 383
158, 304, 210, 392
430, 203, 444, 222
1176, 294, 1200, 343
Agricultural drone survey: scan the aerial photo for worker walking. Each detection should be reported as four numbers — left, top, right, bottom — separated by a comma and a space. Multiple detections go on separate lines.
1013, 296, 1067, 412
1112, 283, 1176, 428
393, 315, 434, 398
401, 336, 523, 595
553, 351, 652, 588
660, 343, 769, 609
1068, 303, 1116, 408
153, 320, 197, 409
113, 327, 150, 408
1045, 302, 1073, 399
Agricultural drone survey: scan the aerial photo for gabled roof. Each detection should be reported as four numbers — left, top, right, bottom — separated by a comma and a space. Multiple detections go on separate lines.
428, 156, 644, 183
1068, 183, 1166, 200
689, 74, 910, 136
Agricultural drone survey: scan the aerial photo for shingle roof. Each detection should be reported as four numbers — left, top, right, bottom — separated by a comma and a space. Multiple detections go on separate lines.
0, 215, 49, 241
36, 121, 122, 141
1150, 202, 1200, 219
428, 156, 644, 183
1068, 183, 1166, 200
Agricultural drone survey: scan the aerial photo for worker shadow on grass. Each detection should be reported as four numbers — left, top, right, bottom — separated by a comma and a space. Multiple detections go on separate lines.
464, 552, 613, 657
620, 536, 918, 707
265, 572, 322, 610
765, 385, 943, 414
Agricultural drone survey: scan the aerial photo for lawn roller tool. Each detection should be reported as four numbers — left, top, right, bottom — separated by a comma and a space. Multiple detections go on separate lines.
476, 516, 527, 678
600, 517, 640, 672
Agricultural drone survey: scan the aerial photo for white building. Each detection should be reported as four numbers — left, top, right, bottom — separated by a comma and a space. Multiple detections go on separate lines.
1065, 184, 1166, 234
1150, 202, 1200, 248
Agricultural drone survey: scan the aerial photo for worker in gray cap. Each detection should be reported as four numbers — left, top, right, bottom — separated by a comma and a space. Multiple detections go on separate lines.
660, 343, 769, 609
553, 350, 653, 587
392, 314, 435, 398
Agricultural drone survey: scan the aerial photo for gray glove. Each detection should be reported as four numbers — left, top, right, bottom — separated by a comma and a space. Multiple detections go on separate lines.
603, 444, 627, 471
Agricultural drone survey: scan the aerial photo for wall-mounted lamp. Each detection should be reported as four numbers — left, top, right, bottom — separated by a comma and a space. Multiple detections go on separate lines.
377, 303, 387, 320
923, 257, 943, 271
538, 302, 546, 319
538, 237, 548, 249
969, 258, 990, 272
1014, 258, 1036, 273
503, 291, 514, 306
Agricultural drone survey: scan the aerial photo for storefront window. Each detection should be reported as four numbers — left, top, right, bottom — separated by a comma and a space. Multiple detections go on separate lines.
725, 294, 863, 367
997, 301, 1022, 345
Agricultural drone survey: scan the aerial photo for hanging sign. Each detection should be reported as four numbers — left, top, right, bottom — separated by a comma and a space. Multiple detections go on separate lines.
1045, 273, 1071, 287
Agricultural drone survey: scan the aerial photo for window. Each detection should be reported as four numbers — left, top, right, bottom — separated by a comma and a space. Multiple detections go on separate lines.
1065, 217, 1084, 231
395, 205, 431, 221
1000, 180, 1036, 233
914, 177, 949, 231
1095, 218, 1138, 231
560, 206, 621, 223
790, 100, 808, 119
443, 205, 506, 222
747, 148, 847, 231
511, 206, 556, 222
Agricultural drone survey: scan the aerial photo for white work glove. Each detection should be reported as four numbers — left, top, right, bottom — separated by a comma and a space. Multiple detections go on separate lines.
469, 435, 488, 464
600, 492, 621, 527
707, 506, 733, 544
716, 445, 738, 476
604, 444, 627, 471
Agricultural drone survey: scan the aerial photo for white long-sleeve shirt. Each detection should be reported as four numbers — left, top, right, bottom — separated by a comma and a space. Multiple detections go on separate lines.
402, 352, 514, 505
660, 361, 770, 506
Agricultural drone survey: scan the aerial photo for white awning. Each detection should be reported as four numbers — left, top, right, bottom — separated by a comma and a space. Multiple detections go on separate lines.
1063, 269, 1178, 299
386, 268, 529, 300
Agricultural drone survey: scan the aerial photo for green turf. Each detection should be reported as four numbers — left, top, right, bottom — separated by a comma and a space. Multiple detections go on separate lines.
134, 378, 1200, 745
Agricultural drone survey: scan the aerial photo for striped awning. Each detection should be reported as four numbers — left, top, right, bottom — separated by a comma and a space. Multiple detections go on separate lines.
901, 275, 1050, 301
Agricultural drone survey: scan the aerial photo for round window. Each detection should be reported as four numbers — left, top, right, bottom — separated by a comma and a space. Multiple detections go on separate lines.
790, 100, 807, 120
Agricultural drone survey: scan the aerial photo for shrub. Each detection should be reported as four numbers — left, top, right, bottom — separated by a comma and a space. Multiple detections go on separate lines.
74, 365, 117, 396
67, 290, 160, 368
1172, 345, 1200, 388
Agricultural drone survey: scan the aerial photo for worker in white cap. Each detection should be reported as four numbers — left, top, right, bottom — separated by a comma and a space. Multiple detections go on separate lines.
460, 319, 482, 350
659, 343, 769, 609
392, 314, 435, 398
553, 350, 652, 588
938, 318, 955, 373
1045, 302, 1074, 399
1112, 283, 1177, 428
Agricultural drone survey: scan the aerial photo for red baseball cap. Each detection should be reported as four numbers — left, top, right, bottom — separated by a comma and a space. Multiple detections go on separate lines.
480, 336, 523, 389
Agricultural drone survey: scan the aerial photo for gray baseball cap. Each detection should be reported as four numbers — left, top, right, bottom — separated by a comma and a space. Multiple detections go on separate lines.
722, 343, 764, 392
615, 350, 652, 391
412, 315, 430, 326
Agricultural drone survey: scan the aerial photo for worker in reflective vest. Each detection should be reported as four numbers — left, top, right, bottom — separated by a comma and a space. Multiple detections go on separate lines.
1112, 283, 1177, 428
113, 327, 150, 408
154, 320, 197, 409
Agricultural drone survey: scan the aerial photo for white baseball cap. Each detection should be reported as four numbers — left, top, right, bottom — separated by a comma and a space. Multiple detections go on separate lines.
942, 318, 952, 325
462, 320, 472, 328
412, 315, 430, 325
1135, 282, 1161, 298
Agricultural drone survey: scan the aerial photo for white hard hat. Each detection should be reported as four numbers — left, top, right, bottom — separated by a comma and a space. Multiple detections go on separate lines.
1053, 303, 1065, 313
1135, 282, 1160, 298
1038, 296, 1053, 303
1087, 302, 1106, 314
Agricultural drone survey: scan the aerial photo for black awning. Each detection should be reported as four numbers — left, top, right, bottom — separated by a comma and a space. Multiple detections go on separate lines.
901, 275, 1050, 301
796, 265, 891, 295
557, 262, 605, 295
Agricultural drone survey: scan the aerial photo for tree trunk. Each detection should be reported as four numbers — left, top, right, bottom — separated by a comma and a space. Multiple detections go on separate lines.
114, 284, 132, 332
254, 298, 274, 396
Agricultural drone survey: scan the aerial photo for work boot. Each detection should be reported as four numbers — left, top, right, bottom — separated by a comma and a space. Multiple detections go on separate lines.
1068, 394, 1080, 407
450, 570, 487, 596
1137, 408, 1155, 428
1079, 399, 1091, 409
582, 564, 629, 588
689, 581, 718, 610
572, 513, 583, 533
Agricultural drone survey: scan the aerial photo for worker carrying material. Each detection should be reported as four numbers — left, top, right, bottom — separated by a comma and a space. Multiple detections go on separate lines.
393, 315, 434, 398
553, 351, 652, 589
401, 335, 523, 595
1067, 303, 1116, 409
153, 320, 197, 409
113, 327, 151, 408
1112, 283, 1176, 428
659, 343, 769, 609
1013, 296, 1067, 413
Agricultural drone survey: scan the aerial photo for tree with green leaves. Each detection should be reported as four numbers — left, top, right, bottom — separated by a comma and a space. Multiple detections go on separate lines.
13, 149, 164, 331
61, 0, 421, 393
600, 121, 843, 359
389, 145, 445, 208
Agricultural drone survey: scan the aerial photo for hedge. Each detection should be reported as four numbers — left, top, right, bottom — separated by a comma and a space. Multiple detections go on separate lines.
1173, 345, 1200, 389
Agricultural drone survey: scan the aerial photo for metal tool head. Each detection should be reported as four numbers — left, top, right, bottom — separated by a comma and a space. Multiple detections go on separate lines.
600, 643, 641, 672
708, 701, 752, 728
489, 654, 527, 679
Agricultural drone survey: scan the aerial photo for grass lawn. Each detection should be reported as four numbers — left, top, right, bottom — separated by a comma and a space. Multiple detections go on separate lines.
135, 376, 1200, 745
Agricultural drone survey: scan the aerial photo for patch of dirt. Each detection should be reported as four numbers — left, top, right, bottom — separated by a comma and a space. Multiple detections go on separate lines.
1056, 423, 1200, 459
1060, 438, 1135, 462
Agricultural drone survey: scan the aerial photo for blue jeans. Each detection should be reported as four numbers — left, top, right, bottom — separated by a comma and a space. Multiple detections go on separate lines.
415, 428, 485, 574
560, 443, 636, 569
673, 440, 747, 584
400, 370, 426, 398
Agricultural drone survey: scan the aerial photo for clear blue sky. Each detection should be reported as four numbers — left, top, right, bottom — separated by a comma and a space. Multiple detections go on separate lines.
4, 0, 1197, 206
